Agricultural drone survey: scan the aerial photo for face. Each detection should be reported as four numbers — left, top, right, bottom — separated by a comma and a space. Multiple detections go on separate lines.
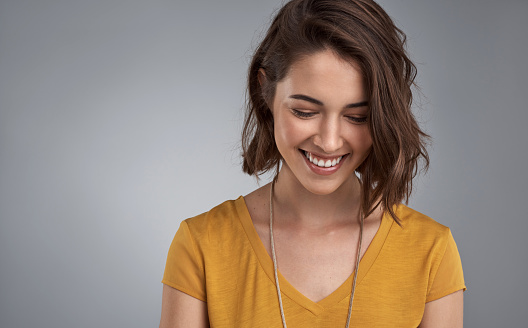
268, 49, 372, 195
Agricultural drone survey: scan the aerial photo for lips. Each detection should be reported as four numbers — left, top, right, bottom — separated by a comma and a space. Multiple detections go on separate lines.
301, 150, 348, 168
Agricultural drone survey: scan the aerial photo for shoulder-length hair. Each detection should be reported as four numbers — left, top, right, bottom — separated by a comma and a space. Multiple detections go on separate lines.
241, 0, 429, 224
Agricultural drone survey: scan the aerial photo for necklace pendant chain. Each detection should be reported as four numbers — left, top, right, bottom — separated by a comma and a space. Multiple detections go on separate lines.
269, 180, 364, 328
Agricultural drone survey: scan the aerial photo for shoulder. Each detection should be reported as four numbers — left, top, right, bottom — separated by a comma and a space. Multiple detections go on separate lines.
183, 196, 247, 243
382, 205, 465, 285
163, 198, 247, 303
388, 205, 454, 254
394, 204, 450, 236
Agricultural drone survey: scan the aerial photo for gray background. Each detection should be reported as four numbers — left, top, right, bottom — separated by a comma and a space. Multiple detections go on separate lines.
0, 0, 526, 327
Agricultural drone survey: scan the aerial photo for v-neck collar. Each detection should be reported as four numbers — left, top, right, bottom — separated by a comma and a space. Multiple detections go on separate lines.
234, 196, 393, 316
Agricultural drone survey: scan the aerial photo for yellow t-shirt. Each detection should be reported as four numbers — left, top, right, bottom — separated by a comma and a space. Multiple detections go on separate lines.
163, 196, 466, 327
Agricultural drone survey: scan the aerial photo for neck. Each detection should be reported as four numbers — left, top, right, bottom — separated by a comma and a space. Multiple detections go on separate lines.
271, 166, 362, 229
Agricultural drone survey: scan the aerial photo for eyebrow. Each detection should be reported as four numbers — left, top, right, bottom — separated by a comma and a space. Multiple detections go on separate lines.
289, 94, 368, 108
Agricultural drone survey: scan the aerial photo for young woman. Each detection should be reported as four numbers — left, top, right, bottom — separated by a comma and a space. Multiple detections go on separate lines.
160, 0, 466, 327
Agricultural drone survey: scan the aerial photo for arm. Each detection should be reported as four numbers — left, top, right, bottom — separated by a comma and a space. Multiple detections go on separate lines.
159, 284, 209, 328
418, 289, 464, 328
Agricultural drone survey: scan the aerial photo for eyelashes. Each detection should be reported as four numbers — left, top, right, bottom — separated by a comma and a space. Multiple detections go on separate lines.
347, 116, 368, 123
290, 109, 368, 124
291, 109, 315, 118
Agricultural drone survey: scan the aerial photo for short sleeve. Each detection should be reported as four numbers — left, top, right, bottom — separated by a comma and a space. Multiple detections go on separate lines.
162, 220, 206, 301
426, 229, 467, 302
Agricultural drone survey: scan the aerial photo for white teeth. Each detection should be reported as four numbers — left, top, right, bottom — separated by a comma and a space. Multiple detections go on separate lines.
303, 151, 344, 168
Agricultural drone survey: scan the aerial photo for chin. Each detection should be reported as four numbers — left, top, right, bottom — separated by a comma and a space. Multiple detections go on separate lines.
279, 159, 357, 196
300, 179, 344, 196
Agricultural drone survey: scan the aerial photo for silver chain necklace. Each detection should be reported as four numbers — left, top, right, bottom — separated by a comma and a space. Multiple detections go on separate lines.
269, 180, 364, 328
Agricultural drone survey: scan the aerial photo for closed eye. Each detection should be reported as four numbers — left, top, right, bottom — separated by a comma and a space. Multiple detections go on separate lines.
291, 108, 367, 123
346, 116, 368, 124
291, 109, 316, 118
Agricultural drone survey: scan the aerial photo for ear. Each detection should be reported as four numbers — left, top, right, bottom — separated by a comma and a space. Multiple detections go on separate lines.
257, 68, 267, 88
257, 68, 273, 113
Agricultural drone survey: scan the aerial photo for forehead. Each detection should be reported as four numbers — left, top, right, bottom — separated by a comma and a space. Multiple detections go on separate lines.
278, 50, 366, 103
289, 50, 362, 75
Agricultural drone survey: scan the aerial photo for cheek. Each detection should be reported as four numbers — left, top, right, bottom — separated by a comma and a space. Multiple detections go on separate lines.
348, 126, 373, 152
274, 115, 306, 149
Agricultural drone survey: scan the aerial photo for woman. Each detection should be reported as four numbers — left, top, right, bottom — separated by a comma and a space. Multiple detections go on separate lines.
160, 0, 466, 327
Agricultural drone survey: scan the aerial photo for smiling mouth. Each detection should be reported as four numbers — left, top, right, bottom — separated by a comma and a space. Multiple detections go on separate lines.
301, 150, 347, 168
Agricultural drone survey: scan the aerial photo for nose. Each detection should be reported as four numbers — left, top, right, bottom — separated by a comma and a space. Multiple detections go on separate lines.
313, 117, 343, 154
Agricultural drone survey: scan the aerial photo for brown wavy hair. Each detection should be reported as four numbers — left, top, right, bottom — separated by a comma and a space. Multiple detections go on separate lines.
241, 0, 430, 225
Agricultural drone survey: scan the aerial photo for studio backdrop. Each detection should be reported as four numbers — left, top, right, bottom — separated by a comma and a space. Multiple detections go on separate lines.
0, 0, 526, 327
